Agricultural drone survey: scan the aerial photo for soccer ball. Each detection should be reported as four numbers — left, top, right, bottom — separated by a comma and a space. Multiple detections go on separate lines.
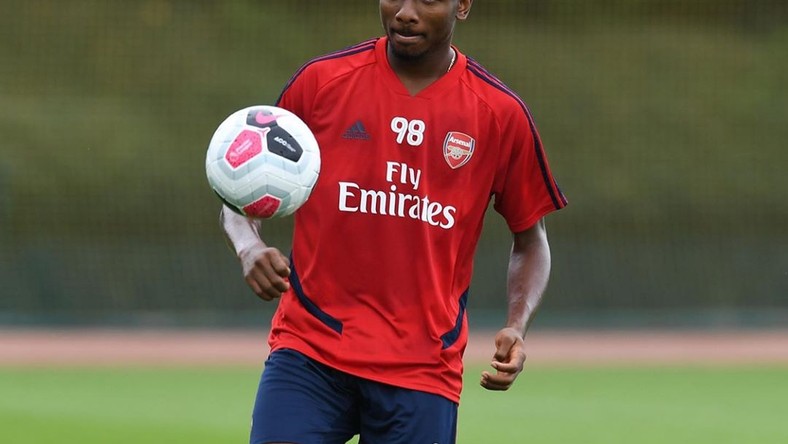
205, 105, 321, 218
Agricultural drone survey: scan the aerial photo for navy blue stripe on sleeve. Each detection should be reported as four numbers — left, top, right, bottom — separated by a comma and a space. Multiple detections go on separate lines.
467, 59, 568, 209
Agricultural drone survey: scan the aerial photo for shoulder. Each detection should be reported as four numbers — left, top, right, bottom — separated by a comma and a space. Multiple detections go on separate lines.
280, 39, 378, 94
460, 56, 535, 126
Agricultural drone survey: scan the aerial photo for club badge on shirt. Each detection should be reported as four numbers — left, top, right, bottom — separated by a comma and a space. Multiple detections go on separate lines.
443, 131, 476, 169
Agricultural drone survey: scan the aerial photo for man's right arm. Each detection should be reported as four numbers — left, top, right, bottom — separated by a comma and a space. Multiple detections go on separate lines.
220, 205, 291, 301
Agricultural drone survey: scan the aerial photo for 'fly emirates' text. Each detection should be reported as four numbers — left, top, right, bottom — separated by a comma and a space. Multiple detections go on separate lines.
338, 161, 457, 229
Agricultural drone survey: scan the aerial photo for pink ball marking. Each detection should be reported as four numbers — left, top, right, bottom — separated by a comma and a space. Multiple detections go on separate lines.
243, 195, 281, 218
225, 129, 268, 168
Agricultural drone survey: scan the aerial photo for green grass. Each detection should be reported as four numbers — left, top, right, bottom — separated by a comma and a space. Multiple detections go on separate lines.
458, 366, 788, 443
1, 365, 786, 443
0, 368, 257, 443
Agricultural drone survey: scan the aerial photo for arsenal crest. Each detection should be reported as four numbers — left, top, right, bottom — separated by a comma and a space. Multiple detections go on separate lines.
443, 131, 475, 169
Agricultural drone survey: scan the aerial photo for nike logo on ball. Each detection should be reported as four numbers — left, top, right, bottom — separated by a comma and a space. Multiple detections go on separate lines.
254, 111, 278, 125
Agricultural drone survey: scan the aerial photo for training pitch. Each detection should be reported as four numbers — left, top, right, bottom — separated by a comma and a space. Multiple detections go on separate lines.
1, 329, 786, 443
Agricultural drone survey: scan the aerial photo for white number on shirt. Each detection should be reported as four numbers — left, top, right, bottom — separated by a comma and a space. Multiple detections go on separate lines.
390, 117, 425, 146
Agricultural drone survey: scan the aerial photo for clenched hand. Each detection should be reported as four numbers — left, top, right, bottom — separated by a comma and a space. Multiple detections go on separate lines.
239, 244, 291, 301
480, 327, 526, 391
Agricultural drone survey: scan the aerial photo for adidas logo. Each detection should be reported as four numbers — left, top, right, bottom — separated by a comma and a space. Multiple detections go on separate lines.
342, 120, 371, 140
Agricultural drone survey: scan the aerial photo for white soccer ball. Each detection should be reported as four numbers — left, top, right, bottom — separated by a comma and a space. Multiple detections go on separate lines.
205, 105, 321, 218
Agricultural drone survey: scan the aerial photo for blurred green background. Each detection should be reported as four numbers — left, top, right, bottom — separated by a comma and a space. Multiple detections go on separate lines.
0, 0, 786, 328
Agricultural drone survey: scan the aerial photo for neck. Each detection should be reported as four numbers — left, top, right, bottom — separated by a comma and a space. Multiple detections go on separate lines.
387, 43, 456, 79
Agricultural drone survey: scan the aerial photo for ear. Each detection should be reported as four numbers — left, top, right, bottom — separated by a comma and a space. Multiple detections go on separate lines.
456, 0, 473, 21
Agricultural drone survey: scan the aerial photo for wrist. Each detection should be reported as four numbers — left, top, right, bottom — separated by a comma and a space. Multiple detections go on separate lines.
236, 240, 266, 260
502, 325, 526, 340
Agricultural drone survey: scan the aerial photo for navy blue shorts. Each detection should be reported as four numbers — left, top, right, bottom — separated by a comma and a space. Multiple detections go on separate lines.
250, 348, 458, 444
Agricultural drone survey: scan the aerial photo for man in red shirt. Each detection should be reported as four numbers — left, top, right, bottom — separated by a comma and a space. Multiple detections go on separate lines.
222, 1, 567, 442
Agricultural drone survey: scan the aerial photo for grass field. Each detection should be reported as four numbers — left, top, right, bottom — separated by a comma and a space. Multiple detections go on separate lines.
2, 365, 786, 444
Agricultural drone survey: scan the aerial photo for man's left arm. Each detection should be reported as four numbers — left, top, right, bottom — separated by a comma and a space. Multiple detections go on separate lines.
480, 217, 551, 391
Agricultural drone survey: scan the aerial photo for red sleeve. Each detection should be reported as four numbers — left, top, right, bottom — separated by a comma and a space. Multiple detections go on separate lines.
492, 107, 567, 233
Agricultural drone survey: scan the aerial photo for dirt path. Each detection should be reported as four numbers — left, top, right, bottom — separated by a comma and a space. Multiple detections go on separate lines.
1, 328, 786, 367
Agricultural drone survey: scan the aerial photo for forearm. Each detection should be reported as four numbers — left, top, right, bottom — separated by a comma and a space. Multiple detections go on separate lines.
220, 205, 265, 256
219, 205, 291, 300
505, 219, 551, 336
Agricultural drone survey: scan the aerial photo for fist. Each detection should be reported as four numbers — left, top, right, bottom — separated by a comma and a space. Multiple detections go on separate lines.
239, 244, 291, 301
480, 327, 527, 391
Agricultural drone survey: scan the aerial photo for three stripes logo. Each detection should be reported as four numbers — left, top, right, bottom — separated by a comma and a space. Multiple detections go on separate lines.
342, 120, 371, 140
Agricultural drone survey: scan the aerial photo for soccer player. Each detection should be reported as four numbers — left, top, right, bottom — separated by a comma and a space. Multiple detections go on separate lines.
221, 1, 567, 442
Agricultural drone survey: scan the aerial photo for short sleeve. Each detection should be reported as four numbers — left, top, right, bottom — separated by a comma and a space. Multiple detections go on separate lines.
492, 108, 567, 233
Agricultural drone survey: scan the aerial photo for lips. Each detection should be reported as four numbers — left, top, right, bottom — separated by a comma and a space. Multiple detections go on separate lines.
393, 27, 418, 37
391, 30, 423, 45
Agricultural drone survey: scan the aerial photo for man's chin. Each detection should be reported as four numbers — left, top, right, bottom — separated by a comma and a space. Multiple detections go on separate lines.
388, 41, 424, 61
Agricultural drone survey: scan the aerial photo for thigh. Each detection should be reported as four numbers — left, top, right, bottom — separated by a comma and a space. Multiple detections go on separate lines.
358, 380, 458, 444
250, 349, 359, 444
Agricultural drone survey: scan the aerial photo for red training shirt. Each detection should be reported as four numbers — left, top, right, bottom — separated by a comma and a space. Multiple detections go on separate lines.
270, 37, 567, 403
